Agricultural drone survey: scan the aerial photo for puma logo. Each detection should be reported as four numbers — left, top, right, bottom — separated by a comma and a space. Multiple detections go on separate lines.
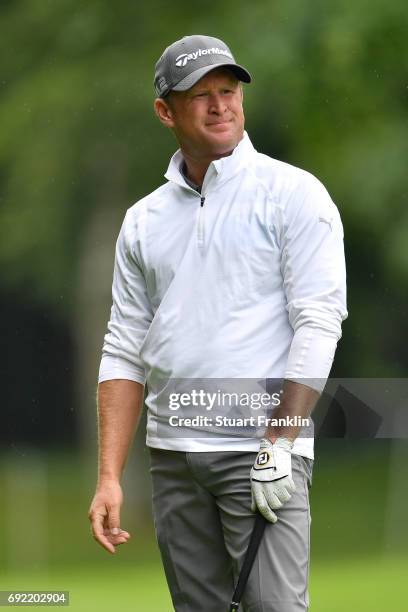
319, 216, 333, 230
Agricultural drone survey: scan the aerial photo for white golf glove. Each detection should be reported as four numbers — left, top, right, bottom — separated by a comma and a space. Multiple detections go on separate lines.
250, 437, 296, 523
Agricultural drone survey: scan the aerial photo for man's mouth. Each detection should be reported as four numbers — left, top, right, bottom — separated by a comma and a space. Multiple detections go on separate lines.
206, 120, 232, 126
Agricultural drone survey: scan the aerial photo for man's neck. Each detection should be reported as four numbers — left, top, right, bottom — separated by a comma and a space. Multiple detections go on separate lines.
182, 160, 210, 188
180, 137, 242, 187
180, 161, 201, 193
181, 152, 226, 187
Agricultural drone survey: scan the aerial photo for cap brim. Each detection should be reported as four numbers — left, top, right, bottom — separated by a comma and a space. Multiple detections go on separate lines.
171, 63, 252, 93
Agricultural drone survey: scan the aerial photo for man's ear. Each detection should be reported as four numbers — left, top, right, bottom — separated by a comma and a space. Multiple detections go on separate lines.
154, 97, 175, 128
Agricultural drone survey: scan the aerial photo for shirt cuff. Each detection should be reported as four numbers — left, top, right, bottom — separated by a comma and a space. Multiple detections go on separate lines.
98, 354, 146, 385
284, 325, 339, 392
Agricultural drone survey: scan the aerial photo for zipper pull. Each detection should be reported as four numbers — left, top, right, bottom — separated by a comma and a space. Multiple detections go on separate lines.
197, 196, 205, 248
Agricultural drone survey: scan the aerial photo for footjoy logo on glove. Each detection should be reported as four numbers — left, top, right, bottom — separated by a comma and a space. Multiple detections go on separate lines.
175, 47, 233, 67
256, 452, 270, 466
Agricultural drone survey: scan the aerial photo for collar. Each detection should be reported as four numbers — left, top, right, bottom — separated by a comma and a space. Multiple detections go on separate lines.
164, 131, 255, 195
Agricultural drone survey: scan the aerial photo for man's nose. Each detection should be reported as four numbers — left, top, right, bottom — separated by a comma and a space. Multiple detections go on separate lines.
208, 94, 227, 114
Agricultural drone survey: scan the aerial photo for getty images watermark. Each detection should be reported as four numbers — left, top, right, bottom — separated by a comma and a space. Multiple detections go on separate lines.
149, 379, 315, 439
167, 413, 309, 429
168, 388, 283, 410
149, 377, 408, 440
167, 388, 310, 429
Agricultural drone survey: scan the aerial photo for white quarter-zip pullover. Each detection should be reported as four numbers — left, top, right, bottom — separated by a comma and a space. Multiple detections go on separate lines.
99, 132, 348, 459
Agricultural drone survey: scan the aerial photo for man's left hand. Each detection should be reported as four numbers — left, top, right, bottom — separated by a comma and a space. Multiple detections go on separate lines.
250, 437, 296, 523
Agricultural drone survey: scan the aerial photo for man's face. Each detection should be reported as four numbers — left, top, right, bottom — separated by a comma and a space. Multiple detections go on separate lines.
155, 68, 245, 159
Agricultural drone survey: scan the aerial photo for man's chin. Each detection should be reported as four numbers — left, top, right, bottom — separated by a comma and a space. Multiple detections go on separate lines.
202, 129, 243, 157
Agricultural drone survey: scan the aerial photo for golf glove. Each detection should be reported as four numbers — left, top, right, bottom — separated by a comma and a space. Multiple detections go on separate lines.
250, 437, 296, 523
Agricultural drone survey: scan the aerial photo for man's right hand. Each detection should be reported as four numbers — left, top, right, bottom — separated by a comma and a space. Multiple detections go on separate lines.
88, 479, 131, 554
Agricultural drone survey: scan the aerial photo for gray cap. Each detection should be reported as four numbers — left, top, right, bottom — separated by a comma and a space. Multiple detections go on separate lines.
154, 34, 252, 98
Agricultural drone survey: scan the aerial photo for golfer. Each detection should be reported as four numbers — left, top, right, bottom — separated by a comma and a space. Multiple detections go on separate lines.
89, 34, 348, 611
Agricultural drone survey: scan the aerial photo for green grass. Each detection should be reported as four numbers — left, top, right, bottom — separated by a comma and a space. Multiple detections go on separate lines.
310, 556, 408, 610
1, 556, 407, 611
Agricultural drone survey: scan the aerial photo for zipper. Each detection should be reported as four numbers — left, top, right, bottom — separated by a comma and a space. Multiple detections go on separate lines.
197, 195, 205, 248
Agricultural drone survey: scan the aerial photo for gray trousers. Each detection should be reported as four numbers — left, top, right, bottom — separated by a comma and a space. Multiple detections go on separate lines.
149, 448, 313, 612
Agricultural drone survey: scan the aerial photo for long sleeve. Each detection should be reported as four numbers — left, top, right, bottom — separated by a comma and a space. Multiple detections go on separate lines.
98, 211, 153, 385
280, 174, 348, 391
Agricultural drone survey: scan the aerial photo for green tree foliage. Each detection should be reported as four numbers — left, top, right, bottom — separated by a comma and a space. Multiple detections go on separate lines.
0, 0, 407, 374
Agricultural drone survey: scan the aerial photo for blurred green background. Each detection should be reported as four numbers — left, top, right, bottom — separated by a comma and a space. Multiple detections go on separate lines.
1, 0, 407, 609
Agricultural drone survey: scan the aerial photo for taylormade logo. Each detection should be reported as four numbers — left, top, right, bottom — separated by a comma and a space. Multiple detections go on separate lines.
175, 47, 233, 67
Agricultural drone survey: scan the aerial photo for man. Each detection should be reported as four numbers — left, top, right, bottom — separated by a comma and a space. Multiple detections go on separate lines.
88, 35, 348, 611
